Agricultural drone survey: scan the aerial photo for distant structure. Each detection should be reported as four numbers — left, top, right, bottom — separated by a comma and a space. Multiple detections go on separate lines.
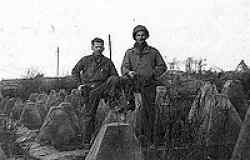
168, 58, 181, 70
235, 60, 248, 72
0, 76, 75, 97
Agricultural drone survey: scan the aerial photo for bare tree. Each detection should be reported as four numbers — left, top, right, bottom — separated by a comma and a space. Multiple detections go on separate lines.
23, 67, 44, 79
185, 57, 194, 73
197, 58, 207, 74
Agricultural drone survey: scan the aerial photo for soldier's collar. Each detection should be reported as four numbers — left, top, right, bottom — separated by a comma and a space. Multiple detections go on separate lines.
92, 52, 104, 57
132, 43, 151, 55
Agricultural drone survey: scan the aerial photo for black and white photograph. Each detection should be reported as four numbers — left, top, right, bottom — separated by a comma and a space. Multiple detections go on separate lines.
0, 0, 250, 159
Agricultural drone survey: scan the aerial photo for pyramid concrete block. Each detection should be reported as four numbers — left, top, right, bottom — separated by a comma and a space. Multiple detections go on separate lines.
86, 122, 144, 160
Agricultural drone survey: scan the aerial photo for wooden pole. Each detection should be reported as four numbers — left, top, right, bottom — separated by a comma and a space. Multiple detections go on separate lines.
56, 46, 59, 76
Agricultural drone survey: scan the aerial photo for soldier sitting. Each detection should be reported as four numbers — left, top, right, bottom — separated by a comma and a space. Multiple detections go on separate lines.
72, 37, 120, 148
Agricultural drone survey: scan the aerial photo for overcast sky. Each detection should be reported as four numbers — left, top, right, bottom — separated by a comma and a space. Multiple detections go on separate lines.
0, 0, 250, 79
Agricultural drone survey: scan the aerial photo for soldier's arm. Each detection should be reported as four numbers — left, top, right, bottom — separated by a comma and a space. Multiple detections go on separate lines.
71, 58, 85, 85
121, 50, 132, 76
109, 60, 119, 76
154, 50, 167, 79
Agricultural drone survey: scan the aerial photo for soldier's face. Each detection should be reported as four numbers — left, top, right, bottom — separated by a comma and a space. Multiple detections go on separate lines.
135, 31, 147, 44
92, 42, 104, 54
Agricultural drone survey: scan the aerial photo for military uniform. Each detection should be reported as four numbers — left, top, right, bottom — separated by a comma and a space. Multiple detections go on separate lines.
72, 54, 119, 144
121, 40, 167, 144
121, 44, 166, 81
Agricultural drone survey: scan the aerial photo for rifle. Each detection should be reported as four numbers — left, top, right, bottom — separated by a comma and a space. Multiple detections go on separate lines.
108, 34, 112, 61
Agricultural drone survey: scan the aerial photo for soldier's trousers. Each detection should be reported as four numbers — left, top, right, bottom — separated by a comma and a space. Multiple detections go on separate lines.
81, 76, 120, 144
136, 84, 157, 144
121, 77, 158, 145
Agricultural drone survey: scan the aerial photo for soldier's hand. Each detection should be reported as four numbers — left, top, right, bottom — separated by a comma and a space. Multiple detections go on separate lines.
128, 71, 136, 78
78, 85, 84, 90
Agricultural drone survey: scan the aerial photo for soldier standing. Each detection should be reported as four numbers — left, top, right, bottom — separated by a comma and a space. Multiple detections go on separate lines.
121, 25, 167, 146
